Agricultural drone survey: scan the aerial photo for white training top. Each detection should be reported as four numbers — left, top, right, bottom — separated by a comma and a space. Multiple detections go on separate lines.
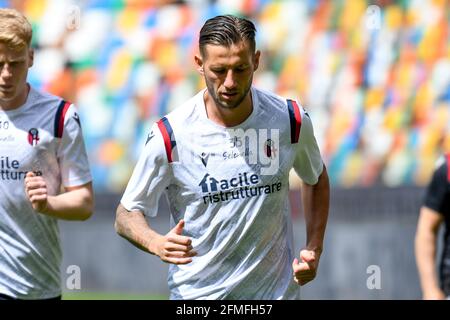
121, 87, 323, 299
0, 86, 92, 299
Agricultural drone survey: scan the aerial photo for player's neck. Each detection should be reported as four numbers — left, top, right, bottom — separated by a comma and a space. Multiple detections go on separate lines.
204, 92, 253, 127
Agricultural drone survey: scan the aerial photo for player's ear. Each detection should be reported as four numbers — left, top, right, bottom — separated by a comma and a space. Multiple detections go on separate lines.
28, 47, 34, 68
194, 54, 204, 75
253, 50, 261, 72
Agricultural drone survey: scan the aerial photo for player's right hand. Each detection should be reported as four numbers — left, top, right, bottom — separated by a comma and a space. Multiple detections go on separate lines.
292, 249, 319, 286
155, 219, 197, 265
24, 171, 49, 213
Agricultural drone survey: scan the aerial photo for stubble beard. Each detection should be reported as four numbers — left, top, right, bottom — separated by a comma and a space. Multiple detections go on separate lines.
206, 77, 253, 110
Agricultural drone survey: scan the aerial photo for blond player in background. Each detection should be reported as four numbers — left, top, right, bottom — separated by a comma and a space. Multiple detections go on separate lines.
0, 8, 93, 300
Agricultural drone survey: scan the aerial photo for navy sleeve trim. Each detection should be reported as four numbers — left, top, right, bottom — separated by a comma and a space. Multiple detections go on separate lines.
54, 100, 71, 138
287, 99, 302, 144
157, 117, 177, 163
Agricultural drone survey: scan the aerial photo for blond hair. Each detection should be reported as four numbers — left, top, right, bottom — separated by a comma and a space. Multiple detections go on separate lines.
0, 8, 32, 50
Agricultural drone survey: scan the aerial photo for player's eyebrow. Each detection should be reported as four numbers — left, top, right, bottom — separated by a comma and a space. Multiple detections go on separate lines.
210, 63, 249, 69
0, 56, 26, 63
10, 56, 27, 62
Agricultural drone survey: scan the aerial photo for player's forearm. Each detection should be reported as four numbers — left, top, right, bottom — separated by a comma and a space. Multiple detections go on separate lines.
41, 187, 93, 221
115, 204, 163, 255
301, 165, 330, 253
415, 229, 440, 291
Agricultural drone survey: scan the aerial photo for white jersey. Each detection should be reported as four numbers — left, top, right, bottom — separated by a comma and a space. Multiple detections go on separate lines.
121, 87, 323, 299
0, 86, 92, 299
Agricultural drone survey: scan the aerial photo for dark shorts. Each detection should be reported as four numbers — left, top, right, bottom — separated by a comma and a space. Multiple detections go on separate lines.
442, 276, 450, 296
440, 259, 450, 296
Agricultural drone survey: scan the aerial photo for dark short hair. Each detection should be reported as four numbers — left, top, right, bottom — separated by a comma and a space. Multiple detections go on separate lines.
199, 15, 256, 57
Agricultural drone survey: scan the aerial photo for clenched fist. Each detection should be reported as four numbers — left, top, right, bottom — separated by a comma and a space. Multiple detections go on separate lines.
292, 249, 321, 286
24, 171, 49, 213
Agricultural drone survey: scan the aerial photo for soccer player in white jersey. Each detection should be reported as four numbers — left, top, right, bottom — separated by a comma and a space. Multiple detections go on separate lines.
116, 14, 330, 299
0, 9, 93, 300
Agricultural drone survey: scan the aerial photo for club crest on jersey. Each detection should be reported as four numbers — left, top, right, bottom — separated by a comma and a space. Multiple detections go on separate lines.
28, 128, 40, 146
264, 139, 277, 159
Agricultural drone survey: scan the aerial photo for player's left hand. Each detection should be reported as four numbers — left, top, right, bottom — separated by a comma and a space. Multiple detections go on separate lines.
292, 249, 320, 286
24, 171, 49, 213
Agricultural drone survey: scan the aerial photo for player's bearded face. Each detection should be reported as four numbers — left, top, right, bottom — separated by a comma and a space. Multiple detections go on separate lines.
198, 41, 260, 110
0, 43, 33, 109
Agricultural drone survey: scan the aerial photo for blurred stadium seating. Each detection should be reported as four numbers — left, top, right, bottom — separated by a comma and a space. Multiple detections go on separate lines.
1, 0, 448, 192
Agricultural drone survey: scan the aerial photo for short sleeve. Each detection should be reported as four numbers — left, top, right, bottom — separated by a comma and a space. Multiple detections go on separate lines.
423, 161, 448, 215
293, 107, 324, 185
57, 104, 92, 187
120, 123, 172, 217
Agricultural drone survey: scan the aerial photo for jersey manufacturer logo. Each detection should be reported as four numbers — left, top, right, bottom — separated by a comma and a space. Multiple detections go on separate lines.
28, 128, 40, 146
72, 112, 81, 128
200, 152, 210, 167
145, 131, 155, 145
